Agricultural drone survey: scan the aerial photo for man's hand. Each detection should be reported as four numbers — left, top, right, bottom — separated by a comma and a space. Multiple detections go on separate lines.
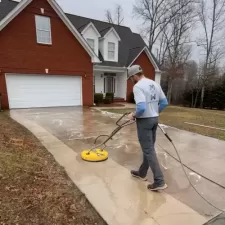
128, 112, 135, 121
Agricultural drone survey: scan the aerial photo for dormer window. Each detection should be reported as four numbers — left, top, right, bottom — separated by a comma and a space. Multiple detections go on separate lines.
81, 22, 101, 56
108, 42, 115, 60
87, 38, 95, 51
98, 27, 121, 62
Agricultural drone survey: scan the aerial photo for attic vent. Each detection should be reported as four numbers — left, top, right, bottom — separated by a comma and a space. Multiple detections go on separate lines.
40, 8, 44, 14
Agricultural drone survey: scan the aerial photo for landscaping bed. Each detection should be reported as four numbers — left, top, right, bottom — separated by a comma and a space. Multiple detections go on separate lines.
0, 113, 107, 225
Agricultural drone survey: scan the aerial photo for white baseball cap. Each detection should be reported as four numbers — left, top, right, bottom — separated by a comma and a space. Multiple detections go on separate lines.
127, 65, 143, 80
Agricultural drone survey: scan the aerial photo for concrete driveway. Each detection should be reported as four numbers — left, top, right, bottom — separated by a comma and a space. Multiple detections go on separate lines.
10, 107, 225, 225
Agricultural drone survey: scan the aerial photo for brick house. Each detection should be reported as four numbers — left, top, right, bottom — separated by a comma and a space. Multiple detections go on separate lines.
0, 0, 161, 109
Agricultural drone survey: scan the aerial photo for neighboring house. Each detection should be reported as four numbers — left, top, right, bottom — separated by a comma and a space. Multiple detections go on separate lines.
0, 0, 161, 109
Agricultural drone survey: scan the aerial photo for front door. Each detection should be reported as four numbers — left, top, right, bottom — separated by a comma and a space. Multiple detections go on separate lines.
104, 73, 116, 94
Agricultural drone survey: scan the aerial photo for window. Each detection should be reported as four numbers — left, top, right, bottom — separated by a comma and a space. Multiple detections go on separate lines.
87, 38, 95, 51
35, 15, 52, 45
108, 42, 115, 60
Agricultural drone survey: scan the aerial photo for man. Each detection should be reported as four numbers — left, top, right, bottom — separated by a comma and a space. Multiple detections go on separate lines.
127, 65, 168, 191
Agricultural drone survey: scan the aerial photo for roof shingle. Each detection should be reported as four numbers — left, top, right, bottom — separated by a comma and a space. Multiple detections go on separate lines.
0, 0, 18, 21
0, 0, 159, 68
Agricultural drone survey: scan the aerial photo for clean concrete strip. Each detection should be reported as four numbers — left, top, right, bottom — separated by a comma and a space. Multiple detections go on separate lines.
185, 122, 225, 131
11, 114, 207, 225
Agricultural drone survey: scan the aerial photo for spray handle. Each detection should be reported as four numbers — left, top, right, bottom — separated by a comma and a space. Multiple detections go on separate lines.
116, 112, 135, 127
158, 124, 172, 142
116, 112, 129, 126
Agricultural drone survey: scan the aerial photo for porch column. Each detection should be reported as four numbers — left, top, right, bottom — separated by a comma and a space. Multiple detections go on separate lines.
155, 71, 162, 84
116, 72, 127, 99
94, 71, 104, 94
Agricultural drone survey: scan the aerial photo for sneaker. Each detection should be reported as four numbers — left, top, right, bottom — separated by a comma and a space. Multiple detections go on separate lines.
131, 170, 147, 181
147, 183, 168, 191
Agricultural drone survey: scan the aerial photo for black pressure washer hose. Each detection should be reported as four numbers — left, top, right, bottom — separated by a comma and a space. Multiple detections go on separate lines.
99, 112, 224, 218
158, 124, 225, 219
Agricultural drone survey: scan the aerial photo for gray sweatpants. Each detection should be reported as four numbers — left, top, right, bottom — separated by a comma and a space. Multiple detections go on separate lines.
136, 117, 165, 185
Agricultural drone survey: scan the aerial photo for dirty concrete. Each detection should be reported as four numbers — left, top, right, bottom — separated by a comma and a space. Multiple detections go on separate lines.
10, 107, 225, 224
204, 212, 225, 225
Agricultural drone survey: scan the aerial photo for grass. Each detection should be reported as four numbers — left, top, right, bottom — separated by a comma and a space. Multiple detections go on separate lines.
0, 113, 107, 225
102, 106, 225, 141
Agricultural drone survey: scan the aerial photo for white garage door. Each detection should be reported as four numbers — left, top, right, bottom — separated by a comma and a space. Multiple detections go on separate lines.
6, 74, 82, 109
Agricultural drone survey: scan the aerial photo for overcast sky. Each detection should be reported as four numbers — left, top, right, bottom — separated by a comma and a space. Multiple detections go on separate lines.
55, 0, 202, 62
56, 0, 139, 32
12, 0, 212, 62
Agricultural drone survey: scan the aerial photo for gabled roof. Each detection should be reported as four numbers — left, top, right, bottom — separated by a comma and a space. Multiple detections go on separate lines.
99, 27, 111, 37
0, 0, 160, 69
0, 0, 101, 63
81, 22, 101, 37
128, 46, 160, 72
61, 15, 160, 69
100, 27, 121, 41
0, 0, 17, 21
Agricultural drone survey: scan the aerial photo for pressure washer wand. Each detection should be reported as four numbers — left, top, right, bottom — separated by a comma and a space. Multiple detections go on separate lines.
158, 124, 172, 143
88, 112, 135, 153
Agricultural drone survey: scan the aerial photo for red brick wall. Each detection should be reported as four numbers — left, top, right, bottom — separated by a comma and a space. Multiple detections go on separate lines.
0, 0, 93, 109
127, 51, 155, 101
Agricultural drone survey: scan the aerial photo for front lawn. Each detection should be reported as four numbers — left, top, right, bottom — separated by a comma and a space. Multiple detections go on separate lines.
102, 106, 225, 141
0, 113, 106, 225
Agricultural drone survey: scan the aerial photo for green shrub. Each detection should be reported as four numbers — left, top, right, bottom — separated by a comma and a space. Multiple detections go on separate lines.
94, 93, 104, 104
105, 92, 114, 102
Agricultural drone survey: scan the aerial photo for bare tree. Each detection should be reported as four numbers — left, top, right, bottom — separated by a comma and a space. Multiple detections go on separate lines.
105, 10, 114, 24
160, 0, 196, 104
156, 26, 171, 67
197, 0, 225, 108
105, 4, 124, 26
115, 4, 124, 25
133, 0, 196, 51
184, 60, 199, 107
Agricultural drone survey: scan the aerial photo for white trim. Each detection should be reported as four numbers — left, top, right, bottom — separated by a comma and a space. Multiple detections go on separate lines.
103, 75, 117, 95
81, 22, 101, 38
0, 0, 101, 64
102, 27, 121, 41
107, 42, 116, 60
47, 0, 100, 63
35, 15, 52, 45
155, 71, 162, 84
128, 46, 160, 72
5, 73, 83, 109
86, 38, 95, 51
94, 65, 126, 73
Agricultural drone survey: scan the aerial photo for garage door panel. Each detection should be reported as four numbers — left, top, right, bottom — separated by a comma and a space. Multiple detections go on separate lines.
8, 99, 80, 109
6, 74, 82, 109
